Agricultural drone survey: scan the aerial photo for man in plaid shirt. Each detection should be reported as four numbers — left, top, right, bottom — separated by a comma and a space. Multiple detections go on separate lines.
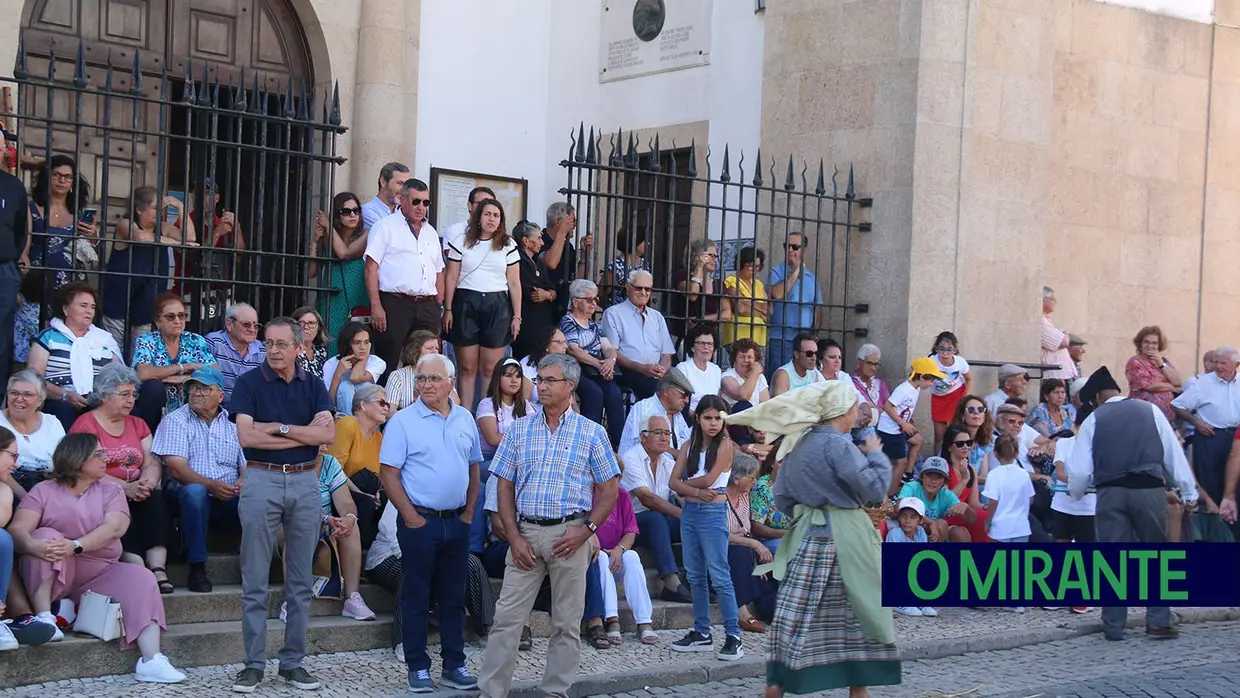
477, 354, 620, 698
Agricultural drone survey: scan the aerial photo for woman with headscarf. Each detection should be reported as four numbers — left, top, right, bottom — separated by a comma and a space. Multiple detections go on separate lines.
726, 380, 900, 698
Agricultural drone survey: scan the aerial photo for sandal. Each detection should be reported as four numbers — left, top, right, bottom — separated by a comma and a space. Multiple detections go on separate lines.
151, 567, 174, 595
519, 625, 533, 651
586, 624, 610, 649
739, 616, 766, 633
639, 625, 660, 645
605, 619, 623, 646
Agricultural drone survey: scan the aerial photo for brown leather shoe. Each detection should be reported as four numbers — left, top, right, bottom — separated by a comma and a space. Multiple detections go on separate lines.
1146, 625, 1179, 639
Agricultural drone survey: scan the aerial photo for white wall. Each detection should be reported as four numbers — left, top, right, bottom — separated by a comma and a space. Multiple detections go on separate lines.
416, 0, 765, 231
1093, 0, 1213, 23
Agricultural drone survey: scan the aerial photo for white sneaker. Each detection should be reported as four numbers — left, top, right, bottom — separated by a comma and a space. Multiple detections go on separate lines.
894, 607, 923, 616
0, 621, 18, 651
1010, 606, 1027, 613
919, 607, 938, 617
34, 612, 63, 642
279, 602, 287, 623
394, 643, 404, 661
1042, 606, 1062, 611
135, 653, 187, 683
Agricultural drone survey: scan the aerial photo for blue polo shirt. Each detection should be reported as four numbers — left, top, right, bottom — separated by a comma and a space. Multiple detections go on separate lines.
767, 262, 824, 340
379, 398, 483, 511
230, 362, 333, 465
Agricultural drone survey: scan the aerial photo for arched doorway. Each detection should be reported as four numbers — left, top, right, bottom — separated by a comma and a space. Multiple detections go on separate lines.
16, 0, 336, 337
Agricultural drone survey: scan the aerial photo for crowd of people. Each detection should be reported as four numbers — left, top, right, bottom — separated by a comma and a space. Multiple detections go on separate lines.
0, 159, 1236, 698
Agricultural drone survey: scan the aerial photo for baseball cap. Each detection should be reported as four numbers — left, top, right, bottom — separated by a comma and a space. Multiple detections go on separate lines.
909, 357, 947, 381
918, 456, 950, 479
896, 497, 926, 518
997, 363, 1027, 380
186, 365, 225, 389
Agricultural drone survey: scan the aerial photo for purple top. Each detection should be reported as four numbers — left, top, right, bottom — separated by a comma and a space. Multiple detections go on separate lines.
595, 486, 639, 551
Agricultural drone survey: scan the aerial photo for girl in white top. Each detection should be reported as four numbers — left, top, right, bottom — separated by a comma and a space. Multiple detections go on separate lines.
476, 358, 536, 461
720, 339, 770, 408
928, 331, 973, 454
324, 321, 387, 416
443, 198, 522, 412
674, 325, 723, 414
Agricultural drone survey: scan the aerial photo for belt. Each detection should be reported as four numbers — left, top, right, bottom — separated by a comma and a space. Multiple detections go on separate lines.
519, 512, 587, 526
383, 291, 438, 302
414, 505, 466, 519
245, 459, 317, 474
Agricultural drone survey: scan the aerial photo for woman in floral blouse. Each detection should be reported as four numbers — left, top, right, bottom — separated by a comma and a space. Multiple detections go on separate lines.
1124, 325, 1183, 422
293, 306, 331, 379
748, 440, 789, 554
131, 294, 214, 434
1026, 378, 1077, 437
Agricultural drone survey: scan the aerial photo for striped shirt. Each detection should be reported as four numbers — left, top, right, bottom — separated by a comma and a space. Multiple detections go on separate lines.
489, 408, 619, 520
35, 327, 122, 390
151, 404, 246, 485
205, 330, 266, 406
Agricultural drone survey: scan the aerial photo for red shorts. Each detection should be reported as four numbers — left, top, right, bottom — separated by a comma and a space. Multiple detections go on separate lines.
944, 507, 990, 542
930, 386, 966, 423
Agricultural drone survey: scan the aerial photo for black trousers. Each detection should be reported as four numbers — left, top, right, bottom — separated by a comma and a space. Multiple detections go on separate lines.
349, 470, 384, 550
373, 293, 442, 383
121, 486, 171, 556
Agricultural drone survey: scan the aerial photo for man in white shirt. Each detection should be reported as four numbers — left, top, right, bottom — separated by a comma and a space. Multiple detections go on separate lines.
1068, 366, 1198, 642
618, 414, 690, 603
984, 364, 1029, 416
1171, 345, 1240, 510
618, 369, 693, 457
441, 186, 494, 254
364, 178, 444, 382
362, 162, 411, 229
602, 269, 676, 400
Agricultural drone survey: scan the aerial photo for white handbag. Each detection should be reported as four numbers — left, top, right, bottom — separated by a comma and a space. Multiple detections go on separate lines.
73, 590, 125, 642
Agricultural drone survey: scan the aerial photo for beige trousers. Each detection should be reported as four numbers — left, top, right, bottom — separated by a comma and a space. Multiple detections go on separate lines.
477, 520, 591, 698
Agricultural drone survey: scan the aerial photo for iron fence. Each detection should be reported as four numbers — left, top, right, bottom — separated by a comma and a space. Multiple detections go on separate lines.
4, 38, 345, 357
560, 124, 871, 366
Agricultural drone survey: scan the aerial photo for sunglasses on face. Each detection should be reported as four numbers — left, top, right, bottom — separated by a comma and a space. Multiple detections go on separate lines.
162, 312, 188, 321
786, 243, 802, 251
964, 405, 987, 414
631, 285, 653, 293
952, 439, 974, 448
800, 350, 818, 358
338, 206, 361, 216
407, 197, 431, 208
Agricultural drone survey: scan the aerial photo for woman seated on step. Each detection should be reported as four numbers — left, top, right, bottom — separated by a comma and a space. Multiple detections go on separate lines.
724, 452, 777, 634
8, 433, 186, 682
323, 321, 386, 417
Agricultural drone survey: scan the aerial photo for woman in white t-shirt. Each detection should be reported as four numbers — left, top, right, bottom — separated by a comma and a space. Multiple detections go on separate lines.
675, 325, 723, 415
444, 198, 522, 412
928, 331, 973, 454
476, 358, 536, 465
324, 321, 388, 416
0, 369, 68, 498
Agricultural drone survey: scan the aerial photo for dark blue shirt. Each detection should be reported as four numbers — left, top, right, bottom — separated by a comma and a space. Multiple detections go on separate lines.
230, 362, 333, 465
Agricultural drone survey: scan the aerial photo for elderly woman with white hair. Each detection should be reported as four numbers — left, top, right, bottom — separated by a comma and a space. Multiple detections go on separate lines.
851, 344, 889, 442
560, 278, 626, 444
727, 380, 901, 698
724, 452, 777, 634
0, 369, 67, 499
67, 362, 174, 594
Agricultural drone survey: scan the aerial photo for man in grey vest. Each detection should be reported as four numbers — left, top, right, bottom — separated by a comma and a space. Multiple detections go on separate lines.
1068, 366, 1199, 641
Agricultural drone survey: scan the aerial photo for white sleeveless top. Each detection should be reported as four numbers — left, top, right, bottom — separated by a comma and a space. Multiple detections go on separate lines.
691, 451, 730, 490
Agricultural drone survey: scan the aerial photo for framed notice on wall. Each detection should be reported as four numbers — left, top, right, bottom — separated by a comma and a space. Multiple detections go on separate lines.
599, 0, 712, 83
428, 167, 528, 233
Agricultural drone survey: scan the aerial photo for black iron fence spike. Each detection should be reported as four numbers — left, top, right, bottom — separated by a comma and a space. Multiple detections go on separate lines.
330, 82, 342, 126
186, 56, 194, 81
46, 50, 55, 81
574, 122, 586, 162
649, 136, 660, 172
249, 71, 261, 113
585, 126, 596, 164
815, 159, 826, 195
104, 51, 114, 92
296, 78, 308, 120
687, 139, 698, 178
625, 132, 637, 168
131, 51, 143, 94
846, 165, 856, 199
752, 147, 763, 186
800, 160, 808, 192
14, 34, 27, 80
211, 74, 221, 107
305, 80, 315, 120
608, 128, 619, 163
284, 75, 296, 117
199, 61, 210, 106
182, 73, 195, 104
669, 148, 679, 175
653, 133, 661, 160
783, 155, 795, 191
720, 144, 731, 182
73, 41, 88, 88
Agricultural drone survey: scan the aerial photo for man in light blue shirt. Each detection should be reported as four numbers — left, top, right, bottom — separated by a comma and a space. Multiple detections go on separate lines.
378, 353, 482, 693
362, 161, 410, 229
601, 269, 675, 400
766, 232, 824, 379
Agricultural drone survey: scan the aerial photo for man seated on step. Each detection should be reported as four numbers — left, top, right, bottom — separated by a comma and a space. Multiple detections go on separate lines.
618, 413, 692, 603
480, 473, 606, 652
617, 369, 694, 457
152, 366, 244, 594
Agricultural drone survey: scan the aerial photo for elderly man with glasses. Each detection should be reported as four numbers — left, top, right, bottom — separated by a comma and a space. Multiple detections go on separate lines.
601, 268, 676, 401
205, 302, 265, 410
619, 413, 691, 603
152, 366, 245, 594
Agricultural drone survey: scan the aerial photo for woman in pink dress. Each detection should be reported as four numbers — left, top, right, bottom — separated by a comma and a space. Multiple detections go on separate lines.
9, 432, 185, 682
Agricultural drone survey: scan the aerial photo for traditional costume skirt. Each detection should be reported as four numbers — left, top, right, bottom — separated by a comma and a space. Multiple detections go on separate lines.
766, 536, 901, 693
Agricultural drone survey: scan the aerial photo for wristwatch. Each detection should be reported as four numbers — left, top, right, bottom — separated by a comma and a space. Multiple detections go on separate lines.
585, 520, 598, 536
279, 424, 290, 435
72, 539, 83, 555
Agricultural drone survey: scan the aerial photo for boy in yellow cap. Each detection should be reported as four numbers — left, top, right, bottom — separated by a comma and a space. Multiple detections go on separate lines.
875, 357, 947, 497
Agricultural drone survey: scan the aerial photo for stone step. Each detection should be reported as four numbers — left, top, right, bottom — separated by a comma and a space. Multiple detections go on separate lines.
161, 584, 397, 624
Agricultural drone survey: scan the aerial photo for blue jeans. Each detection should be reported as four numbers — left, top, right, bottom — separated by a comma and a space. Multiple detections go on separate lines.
577, 374, 626, 447
174, 481, 241, 564
397, 514, 470, 672
635, 509, 680, 578
680, 501, 739, 637
468, 469, 490, 556
0, 528, 13, 603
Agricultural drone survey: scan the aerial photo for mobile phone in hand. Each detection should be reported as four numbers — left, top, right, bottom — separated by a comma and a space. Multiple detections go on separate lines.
79, 207, 98, 225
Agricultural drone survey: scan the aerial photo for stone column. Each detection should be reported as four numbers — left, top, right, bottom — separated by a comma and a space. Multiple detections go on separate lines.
349, 0, 415, 196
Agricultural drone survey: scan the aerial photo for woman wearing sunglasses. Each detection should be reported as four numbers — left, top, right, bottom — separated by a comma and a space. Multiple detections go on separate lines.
949, 395, 996, 484
937, 423, 989, 542
130, 293, 215, 434
311, 192, 370, 339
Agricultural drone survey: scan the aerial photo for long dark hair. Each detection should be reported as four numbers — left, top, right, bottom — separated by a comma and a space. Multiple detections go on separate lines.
335, 321, 370, 359
950, 394, 994, 447
525, 324, 563, 365
929, 331, 959, 356
682, 394, 730, 481
32, 155, 90, 213
465, 198, 510, 250
759, 436, 783, 480
486, 358, 529, 420
938, 423, 974, 463
331, 191, 363, 238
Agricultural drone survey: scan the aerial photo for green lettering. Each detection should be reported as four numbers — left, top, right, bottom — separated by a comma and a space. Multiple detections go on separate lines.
1058, 550, 1090, 601
1023, 550, 1055, 602
909, 550, 949, 600
1008, 547, 1018, 600
1129, 550, 1157, 601
1159, 551, 1188, 601
962, 550, 1003, 602
1092, 550, 1126, 600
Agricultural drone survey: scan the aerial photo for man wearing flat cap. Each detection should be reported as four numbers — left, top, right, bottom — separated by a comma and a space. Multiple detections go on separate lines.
1068, 366, 1200, 641
985, 364, 1029, 416
1068, 335, 1087, 379
618, 367, 695, 456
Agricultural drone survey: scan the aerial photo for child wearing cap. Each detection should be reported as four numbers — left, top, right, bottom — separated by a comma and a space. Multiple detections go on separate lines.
897, 457, 974, 542
885, 497, 936, 617
876, 357, 946, 496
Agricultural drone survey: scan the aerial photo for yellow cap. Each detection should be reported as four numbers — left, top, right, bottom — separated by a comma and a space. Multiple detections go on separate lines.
909, 356, 948, 381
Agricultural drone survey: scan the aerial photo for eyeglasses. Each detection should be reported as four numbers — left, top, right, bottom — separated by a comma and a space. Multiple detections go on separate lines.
7, 390, 38, 400
415, 374, 447, 384
575, 296, 599, 304
373, 399, 391, 409
964, 405, 987, 414
92, 448, 107, 460
693, 340, 715, 347
952, 439, 974, 448
631, 285, 653, 293
188, 384, 218, 395
549, 337, 568, 346
1, 449, 18, 459
533, 376, 569, 386
232, 319, 260, 330
338, 206, 361, 216
673, 389, 690, 400
161, 312, 188, 321
642, 429, 672, 437
407, 197, 431, 207
263, 339, 295, 350
51, 172, 75, 181
299, 319, 319, 327
935, 346, 957, 354
786, 243, 802, 251
862, 360, 881, 368
112, 390, 136, 399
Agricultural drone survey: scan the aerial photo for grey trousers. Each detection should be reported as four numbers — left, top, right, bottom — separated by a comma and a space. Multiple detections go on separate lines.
238, 467, 322, 670
1094, 486, 1173, 635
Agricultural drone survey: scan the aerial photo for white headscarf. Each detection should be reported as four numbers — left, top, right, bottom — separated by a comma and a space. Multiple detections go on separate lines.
48, 318, 122, 395
724, 380, 858, 460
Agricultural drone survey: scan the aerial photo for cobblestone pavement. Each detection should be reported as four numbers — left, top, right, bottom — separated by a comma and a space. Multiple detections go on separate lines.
1, 611, 1234, 697
590, 620, 1239, 698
